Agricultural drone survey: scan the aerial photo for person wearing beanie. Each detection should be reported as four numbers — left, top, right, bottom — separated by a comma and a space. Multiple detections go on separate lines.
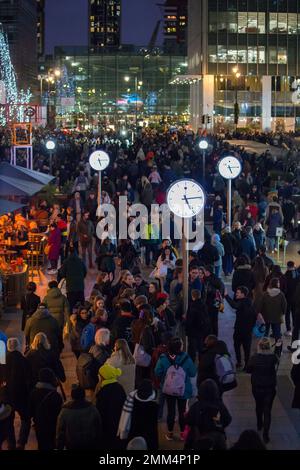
56, 385, 102, 450
4, 337, 32, 450
127, 436, 148, 450
246, 337, 279, 444
29, 368, 63, 450
118, 379, 158, 450
24, 303, 63, 356
95, 364, 126, 449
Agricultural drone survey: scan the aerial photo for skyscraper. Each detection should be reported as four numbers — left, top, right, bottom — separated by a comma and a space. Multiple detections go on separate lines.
0, 0, 37, 94
36, 0, 45, 58
188, 0, 300, 132
89, 0, 121, 52
161, 0, 188, 53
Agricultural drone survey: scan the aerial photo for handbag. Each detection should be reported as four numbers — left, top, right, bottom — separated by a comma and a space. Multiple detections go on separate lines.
44, 244, 50, 255
133, 329, 151, 368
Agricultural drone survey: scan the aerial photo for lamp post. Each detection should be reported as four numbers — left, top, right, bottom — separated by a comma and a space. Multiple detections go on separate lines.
45, 139, 56, 174
232, 66, 241, 130
199, 139, 209, 181
124, 75, 142, 136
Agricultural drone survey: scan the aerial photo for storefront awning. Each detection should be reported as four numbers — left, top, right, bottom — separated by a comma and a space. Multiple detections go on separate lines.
0, 162, 54, 185
0, 199, 24, 216
0, 175, 43, 197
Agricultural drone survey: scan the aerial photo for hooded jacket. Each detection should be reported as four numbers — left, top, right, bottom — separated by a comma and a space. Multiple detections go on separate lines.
24, 306, 63, 354
260, 288, 287, 324
56, 399, 102, 450
59, 253, 87, 293
211, 234, 225, 268
232, 265, 255, 294
43, 287, 70, 329
225, 296, 257, 334
155, 351, 196, 400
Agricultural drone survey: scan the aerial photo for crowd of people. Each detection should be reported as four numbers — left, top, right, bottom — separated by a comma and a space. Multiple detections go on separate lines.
1, 126, 300, 451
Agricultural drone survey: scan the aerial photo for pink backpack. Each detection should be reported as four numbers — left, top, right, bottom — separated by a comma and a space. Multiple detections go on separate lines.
162, 354, 188, 397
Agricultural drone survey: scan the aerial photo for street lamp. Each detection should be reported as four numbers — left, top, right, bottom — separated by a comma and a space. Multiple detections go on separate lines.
124, 75, 141, 135
45, 139, 56, 174
199, 139, 209, 180
232, 66, 241, 130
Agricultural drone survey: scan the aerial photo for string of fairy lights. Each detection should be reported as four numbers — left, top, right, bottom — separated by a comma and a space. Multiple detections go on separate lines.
0, 24, 32, 126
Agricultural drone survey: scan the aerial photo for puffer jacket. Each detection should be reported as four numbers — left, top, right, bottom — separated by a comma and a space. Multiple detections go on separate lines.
43, 288, 69, 329
260, 288, 287, 324
24, 306, 63, 355
247, 353, 278, 391
56, 400, 102, 450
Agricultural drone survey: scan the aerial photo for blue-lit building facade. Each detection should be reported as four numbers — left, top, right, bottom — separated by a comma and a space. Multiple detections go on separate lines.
188, 0, 300, 131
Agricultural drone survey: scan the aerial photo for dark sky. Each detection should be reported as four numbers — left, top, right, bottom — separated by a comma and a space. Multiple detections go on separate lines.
45, 0, 163, 54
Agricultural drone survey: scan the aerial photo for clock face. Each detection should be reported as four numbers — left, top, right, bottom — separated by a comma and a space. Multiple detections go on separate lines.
167, 179, 205, 219
218, 156, 242, 180
89, 150, 110, 171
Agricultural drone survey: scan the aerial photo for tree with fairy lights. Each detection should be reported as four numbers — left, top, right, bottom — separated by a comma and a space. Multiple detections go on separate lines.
0, 23, 32, 125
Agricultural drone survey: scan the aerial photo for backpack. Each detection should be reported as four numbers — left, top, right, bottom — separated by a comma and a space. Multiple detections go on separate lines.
76, 352, 98, 390
214, 354, 237, 392
213, 290, 224, 313
80, 323, 96, 351
162, 354, 188, 397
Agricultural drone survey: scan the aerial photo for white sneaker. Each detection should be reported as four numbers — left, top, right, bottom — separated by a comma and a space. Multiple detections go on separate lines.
285, 330, 292, 337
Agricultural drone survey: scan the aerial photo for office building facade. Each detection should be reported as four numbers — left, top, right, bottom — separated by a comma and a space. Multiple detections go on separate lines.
162, 0, 188, 53
52, 46, 189, 129
36, 0, 45, 58
89, 0, 121, 52
0, 0, 37, 95
188, 0, 300, 131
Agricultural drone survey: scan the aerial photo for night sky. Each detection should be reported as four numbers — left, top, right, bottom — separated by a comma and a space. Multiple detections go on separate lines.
45, 0, 163, 54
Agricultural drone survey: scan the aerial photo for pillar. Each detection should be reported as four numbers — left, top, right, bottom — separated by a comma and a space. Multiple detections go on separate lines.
261, 76, 272, 132
190, 75, 214, 132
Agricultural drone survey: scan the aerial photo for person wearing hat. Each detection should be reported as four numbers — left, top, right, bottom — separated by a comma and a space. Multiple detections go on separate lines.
118, 379, 158, 450
56, 385, 102, 450
95, 364, 126, 449
247, 337, 279, 444
0, 400, 13, 450
29, 368, 63, 450
211, 234, 225, 279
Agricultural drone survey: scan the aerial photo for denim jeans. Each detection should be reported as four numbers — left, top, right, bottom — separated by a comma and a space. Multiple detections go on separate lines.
267, 237, 276, 251
265, 322, 282, 341
215, 265, 221, 279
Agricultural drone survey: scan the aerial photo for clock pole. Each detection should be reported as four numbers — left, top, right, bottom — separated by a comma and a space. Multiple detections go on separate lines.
182, 221, 189, 320
227, 179, 232, 230
98, 170, 102, 208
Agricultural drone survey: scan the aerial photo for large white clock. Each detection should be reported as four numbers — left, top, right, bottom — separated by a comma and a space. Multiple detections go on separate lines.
218, 156, 242, 180
89, 150, 110, 171
167, 179, 205, 219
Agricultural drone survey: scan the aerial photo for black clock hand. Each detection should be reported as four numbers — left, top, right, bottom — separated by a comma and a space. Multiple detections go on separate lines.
182, 195, 192, 210
227, 165, 233, 174
184, 196, 203, 200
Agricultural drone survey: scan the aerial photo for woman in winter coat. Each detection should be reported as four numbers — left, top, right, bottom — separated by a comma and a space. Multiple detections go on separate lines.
247, 337, 279, 444
29, 368, 63, 450
260, 278, 287, 341
253, 223, 266, 250
211, 233, 225, 279
47, 223, 61, 274
221, 227, 235, 276
263, 265, 287, 295
118, 379, 158, 450
131, 306, 155, 387
95, 364, 126, 449
89, 328, 111, 368
106, 339, 136, 396
69, 304, 91, 359
184, 379, 232, 450
266, 208, 283, 253
4, 338, 32, 450
232, 256, 255, 296
154, 247, 176, 291
155, 337, 196, 441
25, 332, 66, 385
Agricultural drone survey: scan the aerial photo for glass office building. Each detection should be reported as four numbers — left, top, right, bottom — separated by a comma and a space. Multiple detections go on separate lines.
52, 46, 189, 129
188, 0, 300, 131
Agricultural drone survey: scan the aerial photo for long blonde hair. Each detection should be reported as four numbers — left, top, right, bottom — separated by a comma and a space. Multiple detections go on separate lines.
115, 339, 135, 365
31, 332, 51, 351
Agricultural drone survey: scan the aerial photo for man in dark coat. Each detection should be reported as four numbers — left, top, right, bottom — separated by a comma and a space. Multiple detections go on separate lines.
56, 385, 102, 450
3, 338, 32, 450
29, 368, 63, 450
197, 336, 231, 391
185, 289, 211, 362
203, 266, 224, 337
59, 246, 87, 312
24, 304, 63, 356
20, 282, 40, 331
225, 286, 257, 370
